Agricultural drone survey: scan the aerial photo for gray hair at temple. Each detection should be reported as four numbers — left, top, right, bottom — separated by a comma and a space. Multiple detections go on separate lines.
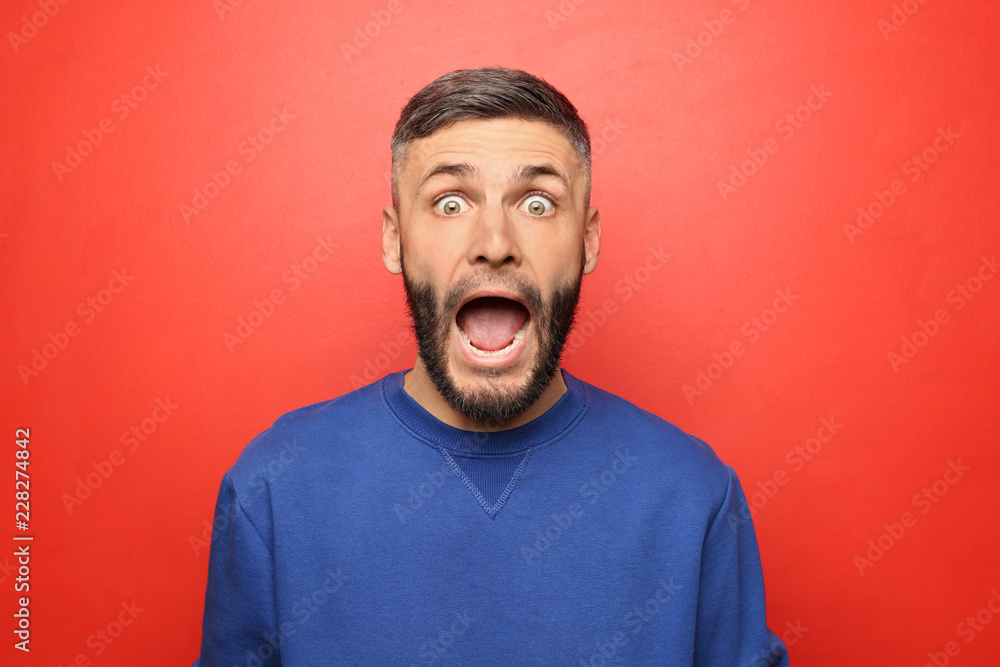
389, 67, 592, 212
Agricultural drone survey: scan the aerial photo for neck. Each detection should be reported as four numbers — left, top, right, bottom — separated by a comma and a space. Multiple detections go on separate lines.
402, 360, 567, 432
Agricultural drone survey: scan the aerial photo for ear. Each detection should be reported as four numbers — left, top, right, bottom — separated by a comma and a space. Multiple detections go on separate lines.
382, 205, 402, 275
582, 206, 601, 275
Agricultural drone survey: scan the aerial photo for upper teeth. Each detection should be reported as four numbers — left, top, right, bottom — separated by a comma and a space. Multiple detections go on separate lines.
459, 318, 529, 357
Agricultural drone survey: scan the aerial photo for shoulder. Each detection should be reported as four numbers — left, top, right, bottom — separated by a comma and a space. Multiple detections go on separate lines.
224, 375, 387, 495
572, 373, 735, 510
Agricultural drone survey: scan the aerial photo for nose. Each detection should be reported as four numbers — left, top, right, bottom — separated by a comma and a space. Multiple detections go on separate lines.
469, 197, 520, 269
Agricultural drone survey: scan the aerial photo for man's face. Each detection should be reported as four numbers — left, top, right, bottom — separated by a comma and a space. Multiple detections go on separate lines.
383, 118, 600, 422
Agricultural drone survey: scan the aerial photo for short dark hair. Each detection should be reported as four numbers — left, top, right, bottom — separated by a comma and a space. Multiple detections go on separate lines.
390, 67, 591, 211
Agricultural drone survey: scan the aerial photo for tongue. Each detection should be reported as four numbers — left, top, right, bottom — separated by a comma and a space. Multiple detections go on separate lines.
456, 297, 528, 351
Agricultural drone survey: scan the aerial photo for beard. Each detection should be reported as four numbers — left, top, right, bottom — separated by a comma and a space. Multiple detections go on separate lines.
401, 248, 584, 423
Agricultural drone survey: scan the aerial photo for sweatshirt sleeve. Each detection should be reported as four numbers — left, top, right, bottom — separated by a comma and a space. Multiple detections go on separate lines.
193, 471, 280, 666
693, 465, 789, 667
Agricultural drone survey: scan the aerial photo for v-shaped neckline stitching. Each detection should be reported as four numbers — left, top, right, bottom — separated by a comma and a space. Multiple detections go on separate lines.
436, 446, 535, 519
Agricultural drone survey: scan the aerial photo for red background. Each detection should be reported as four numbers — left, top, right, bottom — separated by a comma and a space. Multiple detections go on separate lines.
2, 0, 999, 664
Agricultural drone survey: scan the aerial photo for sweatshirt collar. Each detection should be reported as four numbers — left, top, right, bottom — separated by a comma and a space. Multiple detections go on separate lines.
382, 367, 587, 455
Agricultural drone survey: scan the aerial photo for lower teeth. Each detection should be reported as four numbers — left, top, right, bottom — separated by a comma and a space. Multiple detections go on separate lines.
459, 320, 528, 357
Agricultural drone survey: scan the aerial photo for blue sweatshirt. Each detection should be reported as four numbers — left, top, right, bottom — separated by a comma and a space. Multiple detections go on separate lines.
194, 368, 789, 666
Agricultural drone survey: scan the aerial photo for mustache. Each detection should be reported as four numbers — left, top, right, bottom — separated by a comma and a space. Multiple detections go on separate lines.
442, 272, 543, 318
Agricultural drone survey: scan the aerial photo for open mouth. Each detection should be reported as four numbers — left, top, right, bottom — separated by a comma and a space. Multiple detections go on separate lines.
456, 296, 531, 357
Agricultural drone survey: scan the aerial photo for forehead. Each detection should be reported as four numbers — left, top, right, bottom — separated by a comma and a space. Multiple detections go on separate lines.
402, 118, 582, 179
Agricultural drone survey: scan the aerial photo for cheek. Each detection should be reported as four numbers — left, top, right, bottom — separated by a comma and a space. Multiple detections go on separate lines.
536, 245, 585, 283
525, 222, 584, 258
406, 234, 470, 280
402, 232, 439, 272
403, 251, 458, 300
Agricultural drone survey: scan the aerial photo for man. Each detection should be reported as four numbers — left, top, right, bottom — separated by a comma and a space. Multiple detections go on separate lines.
194, 67, 789, 666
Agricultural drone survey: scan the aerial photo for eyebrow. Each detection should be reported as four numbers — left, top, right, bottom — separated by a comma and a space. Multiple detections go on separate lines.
417, 163, 479, 194
510, 164, 571, 192
416, 162, 572, 196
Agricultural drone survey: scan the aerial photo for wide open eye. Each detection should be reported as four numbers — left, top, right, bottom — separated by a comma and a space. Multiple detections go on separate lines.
521, 194, 554, 216
434, 195, 468, 216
